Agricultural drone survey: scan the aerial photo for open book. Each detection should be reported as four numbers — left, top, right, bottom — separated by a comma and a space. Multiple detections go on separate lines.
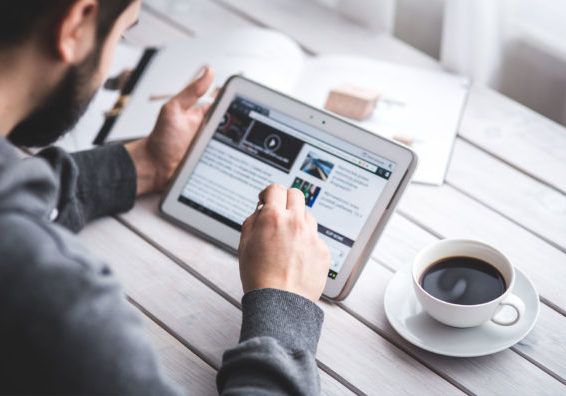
103, 28, 470, 185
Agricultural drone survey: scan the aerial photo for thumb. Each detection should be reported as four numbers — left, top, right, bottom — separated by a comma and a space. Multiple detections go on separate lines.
173, 66, 215, 110
240, 208, 259, 245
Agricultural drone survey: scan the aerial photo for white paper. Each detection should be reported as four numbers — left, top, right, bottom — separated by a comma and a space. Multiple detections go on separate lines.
108, 28, 305, 142
292, 55, 470, 185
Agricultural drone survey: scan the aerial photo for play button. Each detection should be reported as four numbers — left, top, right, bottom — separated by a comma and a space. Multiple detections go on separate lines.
264, 134, 281, 152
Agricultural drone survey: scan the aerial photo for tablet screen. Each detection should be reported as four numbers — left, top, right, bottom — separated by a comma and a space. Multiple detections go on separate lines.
178, 96, 396, 279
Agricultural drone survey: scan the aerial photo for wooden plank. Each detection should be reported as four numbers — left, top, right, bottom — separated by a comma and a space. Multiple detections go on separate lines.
79, 217, 352, 395
372, 214, 566, 385
80, 218, 242, 367
459, 86, 566, 194
141, 313, 217, 394
319, 373, 356, 396
446, 139, 566, 252
397, 183, 566, 314
343, 261, 566, 394
212, 0, 441, 70
142, 312, 352, 396
115, 196, 462, 395
143, 0, 251, 36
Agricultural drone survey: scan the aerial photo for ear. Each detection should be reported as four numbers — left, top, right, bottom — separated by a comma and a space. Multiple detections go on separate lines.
55, 0, 98, 64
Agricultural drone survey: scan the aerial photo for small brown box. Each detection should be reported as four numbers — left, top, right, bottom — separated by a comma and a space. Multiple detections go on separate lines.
324, 84, 379, 121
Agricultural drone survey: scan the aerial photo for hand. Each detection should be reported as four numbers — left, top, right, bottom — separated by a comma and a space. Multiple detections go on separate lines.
238, 184, 331, 302
125, 66, 215, 195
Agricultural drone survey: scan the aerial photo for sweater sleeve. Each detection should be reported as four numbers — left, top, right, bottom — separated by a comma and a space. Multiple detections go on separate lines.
0, 212, 181, 395
217, 289, 324, 395
36, 144, 137, 232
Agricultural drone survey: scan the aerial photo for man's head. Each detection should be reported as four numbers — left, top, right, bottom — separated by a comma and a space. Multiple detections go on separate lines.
2, 0, 141, 147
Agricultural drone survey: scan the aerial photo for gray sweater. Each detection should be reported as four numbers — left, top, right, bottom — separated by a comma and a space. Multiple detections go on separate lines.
0, 135, 323, 395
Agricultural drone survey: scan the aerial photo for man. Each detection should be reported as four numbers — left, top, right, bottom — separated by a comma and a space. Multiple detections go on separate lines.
0, 0, 330, 394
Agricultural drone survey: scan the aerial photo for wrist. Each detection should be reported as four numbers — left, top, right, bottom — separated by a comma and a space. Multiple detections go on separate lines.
124, 138, 158, 195
243, 282, 320, 303
240, 288, 324, 354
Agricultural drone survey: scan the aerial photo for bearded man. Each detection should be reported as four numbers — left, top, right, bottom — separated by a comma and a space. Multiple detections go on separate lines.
0, 1, 330, 394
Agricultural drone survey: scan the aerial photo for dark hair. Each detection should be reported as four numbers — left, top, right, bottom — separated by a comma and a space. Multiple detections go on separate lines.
0, 0, 135, 49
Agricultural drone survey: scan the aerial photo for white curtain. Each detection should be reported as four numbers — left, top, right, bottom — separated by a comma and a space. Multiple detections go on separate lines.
441, 0, 566, 125
312, 0, 566, 126
440, 0, 504, 87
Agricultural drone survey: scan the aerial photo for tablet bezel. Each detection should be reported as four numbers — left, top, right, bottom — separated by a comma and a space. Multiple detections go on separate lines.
161, 75, 417, 300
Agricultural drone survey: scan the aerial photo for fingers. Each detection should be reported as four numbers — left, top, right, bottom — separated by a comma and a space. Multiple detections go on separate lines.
258, 184, 287, 209
305, 210, 318, 230
287, 188, 306, 212
173, 66, 215, 110
190, 64, 209, 82
186, 103, 212, 125
197, 103, 213, 116
241, 211, 257, 238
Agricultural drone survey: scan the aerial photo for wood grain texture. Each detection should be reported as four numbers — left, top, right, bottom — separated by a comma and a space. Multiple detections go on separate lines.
342, 262, 566, 395
372, 213, 566, 385
446, 139, 566, 252
142, 312, 354, 396
117, 196, 461, 395
79, 216, 351, 395
212, 0, 441, 70
319, 373, 357, 396
459, 86, 566, 194
397, 183, 566, 313
141, 314, 217, 394
79, 217, 242, 368
143, 0, 251, 37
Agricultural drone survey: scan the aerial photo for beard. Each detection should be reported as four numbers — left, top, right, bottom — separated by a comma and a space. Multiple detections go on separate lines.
8, 46, 102, 148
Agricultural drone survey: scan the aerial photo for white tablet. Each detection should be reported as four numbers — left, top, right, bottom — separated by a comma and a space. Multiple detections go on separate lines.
161, 76, 417, 300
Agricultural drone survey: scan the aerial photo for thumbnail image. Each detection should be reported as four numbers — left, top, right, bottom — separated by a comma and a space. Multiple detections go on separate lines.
244, 122, 304, 173
216, 113, 248, 145
214, 99, 254, 145
300, 152, 334, 181
291, 177, 321, 208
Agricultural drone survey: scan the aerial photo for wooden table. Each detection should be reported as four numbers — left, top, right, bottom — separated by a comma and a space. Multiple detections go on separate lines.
78, 1, 566, 394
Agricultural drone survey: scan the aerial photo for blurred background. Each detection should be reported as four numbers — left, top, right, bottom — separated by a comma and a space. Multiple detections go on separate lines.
313, 0, 566, 127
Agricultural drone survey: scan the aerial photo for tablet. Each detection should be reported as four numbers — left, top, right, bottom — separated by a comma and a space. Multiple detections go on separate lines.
161, 76, 417, 300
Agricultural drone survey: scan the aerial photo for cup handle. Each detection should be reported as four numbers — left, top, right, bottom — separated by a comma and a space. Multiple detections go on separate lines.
491, 293, 525, 326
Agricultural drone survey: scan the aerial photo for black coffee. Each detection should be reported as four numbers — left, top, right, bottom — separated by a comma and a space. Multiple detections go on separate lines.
419, 256, 506, 305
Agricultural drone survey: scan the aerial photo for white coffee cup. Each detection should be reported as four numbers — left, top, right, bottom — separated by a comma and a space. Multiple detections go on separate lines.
412, 239, 525, 328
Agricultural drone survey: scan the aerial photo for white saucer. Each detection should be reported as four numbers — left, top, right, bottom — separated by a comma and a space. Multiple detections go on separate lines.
384, 266, 540, 357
